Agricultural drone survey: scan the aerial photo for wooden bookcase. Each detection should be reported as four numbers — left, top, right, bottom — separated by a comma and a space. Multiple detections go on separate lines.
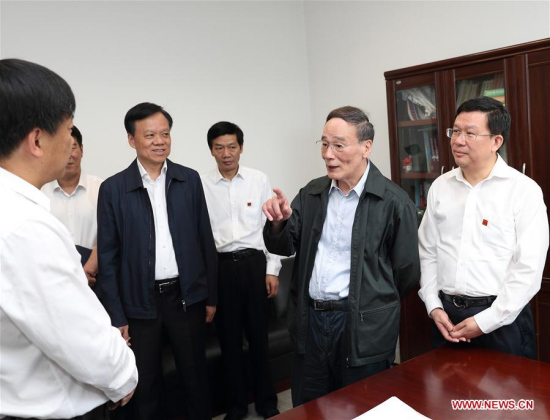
385, 38, 550, 363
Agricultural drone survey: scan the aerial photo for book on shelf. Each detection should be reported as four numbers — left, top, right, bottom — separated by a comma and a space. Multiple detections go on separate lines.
457, 75, 505, 107
483, 87, 505, 103
480, 79, 494, 95
422, 131, 432, 172
483, 87, 505, 97
412, 179, 433, 209
407, 100, 420, 121
430, 132, 439, 172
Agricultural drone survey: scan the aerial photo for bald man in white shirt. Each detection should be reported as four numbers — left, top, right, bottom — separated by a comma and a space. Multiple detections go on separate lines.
419, 96, 549, 359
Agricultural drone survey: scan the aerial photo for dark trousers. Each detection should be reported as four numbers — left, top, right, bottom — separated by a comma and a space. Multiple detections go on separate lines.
215, 250, 277, 417
433, 298, 536, 359
8, 403, 109, 420
291, 303, 391, 407
128, 288, 210, 420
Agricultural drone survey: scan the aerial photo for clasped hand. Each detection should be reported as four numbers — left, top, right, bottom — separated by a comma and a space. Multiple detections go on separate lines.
430, 308, 483, 343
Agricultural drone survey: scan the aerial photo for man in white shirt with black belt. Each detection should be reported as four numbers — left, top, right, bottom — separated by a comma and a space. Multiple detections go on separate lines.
419, 96, 549, 358
201, 122, 281, 420
42, 126, 103, 287
97, 103, 217, 420
0, 59, 137, 419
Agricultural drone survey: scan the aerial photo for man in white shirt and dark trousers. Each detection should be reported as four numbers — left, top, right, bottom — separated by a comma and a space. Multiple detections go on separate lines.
201, 122, 281, 420
41, 125, 103, 287
0, 59, 137, 419
419, 96, 549, 358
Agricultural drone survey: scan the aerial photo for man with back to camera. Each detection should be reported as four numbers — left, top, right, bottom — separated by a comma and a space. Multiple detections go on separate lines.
201, 121, 281, 419
418, 96, 549, 358
0, 58, 137, 420
262, 106, 420, 406
97, 102, 218, 419
41, 125, 103, 287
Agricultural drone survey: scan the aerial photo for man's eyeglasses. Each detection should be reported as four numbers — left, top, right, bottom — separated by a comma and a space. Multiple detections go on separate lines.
316, 140, 359, 153
446, 128, 495, 142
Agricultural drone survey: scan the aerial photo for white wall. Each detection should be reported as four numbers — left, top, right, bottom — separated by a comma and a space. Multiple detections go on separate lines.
0, 0, 313, 197
1, 1, 549, 195
304, 0, 550, 178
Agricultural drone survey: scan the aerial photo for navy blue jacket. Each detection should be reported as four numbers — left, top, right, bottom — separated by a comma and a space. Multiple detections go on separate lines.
97, 159, 218, 327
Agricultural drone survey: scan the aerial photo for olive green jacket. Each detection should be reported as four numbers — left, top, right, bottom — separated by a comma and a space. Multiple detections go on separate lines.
264, 162, 420, 366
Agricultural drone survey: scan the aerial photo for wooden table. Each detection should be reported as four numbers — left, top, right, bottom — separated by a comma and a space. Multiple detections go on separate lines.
274, 347, 550, 419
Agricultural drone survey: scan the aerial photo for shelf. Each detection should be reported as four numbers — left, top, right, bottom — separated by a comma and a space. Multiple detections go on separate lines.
397, 119, 437, 128
401, 172, 440, 179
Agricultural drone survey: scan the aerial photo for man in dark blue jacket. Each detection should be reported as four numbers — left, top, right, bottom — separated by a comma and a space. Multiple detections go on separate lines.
97, 102, 217, 420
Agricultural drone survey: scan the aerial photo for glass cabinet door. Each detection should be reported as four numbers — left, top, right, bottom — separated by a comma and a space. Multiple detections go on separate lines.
455, 72, 507, 161
395, 85, 439, 214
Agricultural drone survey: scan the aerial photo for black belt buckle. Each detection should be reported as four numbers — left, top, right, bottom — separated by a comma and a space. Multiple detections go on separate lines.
313, 300, 325, 311
227, 248, 254, 261
158, 280, 177, 294
452, 295, 468, 308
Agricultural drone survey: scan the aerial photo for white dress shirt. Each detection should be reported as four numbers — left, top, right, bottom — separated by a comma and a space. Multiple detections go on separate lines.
309, 163, 370, 301
201, 166, 281, 276
0, 167, 138, 419
41, 172, 103, 249
137, 159, 179, 280
418, 155, 549, 334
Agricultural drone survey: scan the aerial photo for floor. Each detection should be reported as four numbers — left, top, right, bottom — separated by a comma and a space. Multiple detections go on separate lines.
213, 389, 293, 420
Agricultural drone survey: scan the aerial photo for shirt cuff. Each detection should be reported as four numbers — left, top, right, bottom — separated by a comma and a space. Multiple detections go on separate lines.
104, 367, 138, 403
266, 263, 278, 276
424, 294, 444, 318
473, 307, 500, 334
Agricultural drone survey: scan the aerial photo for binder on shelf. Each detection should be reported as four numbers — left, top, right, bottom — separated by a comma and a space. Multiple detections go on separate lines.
423, 131, 432, 172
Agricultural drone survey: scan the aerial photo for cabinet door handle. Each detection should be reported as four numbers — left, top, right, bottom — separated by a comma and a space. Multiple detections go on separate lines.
440, 166, 445, 175
522, 163, 526, 175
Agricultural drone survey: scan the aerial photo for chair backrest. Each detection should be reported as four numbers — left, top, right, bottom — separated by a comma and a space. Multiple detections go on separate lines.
272, 256, 294, 319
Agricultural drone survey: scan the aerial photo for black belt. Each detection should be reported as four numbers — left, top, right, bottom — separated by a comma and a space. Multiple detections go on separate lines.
218, 248, 260, 262
154, 278, 179, 293
309, 298, 347, 311
439, 290, 497, 309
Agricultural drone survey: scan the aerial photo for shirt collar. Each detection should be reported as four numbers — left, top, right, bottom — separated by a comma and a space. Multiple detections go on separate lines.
213, 166, 244, 184
488, 154, 510, 179
52, 173, 87, 195
137, 159, 167, 183
329, 160, 370, 196
0, 167, 50, 211
455, 154, 510, 185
